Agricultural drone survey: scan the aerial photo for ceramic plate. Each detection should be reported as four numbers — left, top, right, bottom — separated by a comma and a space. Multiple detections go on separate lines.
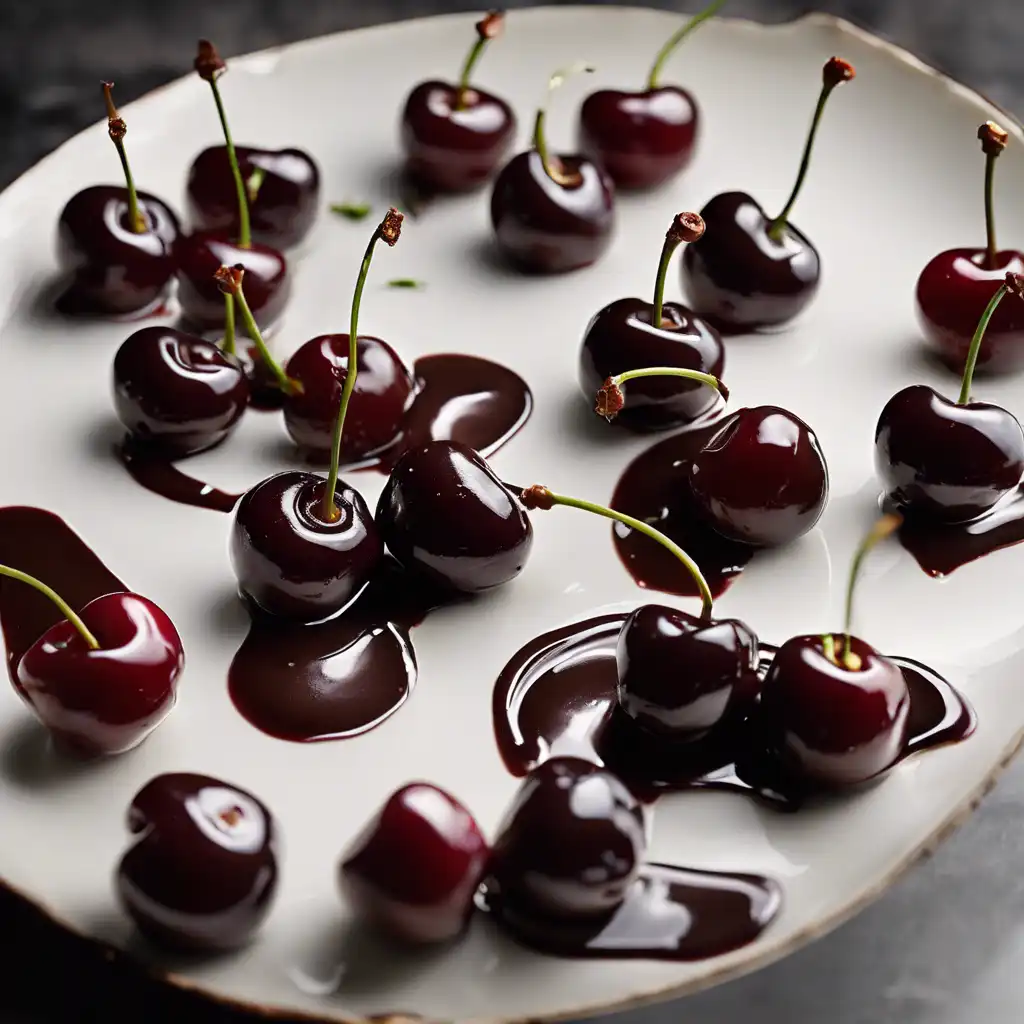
2, 5, 1024, 1022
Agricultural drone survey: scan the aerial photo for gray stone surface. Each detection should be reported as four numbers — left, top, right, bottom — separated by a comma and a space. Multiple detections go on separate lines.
1, 1, 1024, 1022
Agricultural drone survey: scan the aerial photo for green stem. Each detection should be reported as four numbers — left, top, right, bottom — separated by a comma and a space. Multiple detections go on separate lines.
984, 149, 998, 268
958, 282, 1009, 405
646, 0, 728, 90
534, 62, 594, 186
652, 233, 687, 327
232, 285, 293, 393
221, 292, 236, 356
842, 513, 902, 665
102, 83, 144, 234
208, 76, 252, 249
0, 565, 100, 650
612, 366, 725, 395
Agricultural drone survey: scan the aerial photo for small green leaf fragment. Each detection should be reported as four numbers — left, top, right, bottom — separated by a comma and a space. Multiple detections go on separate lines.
387, 278, 425, 289
330, 202, 372, 220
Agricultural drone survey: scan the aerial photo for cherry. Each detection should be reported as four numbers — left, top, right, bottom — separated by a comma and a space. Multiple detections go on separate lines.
917, 122, 1024, 374
56, 82, 179, 316
616, 603, 759, 741
2, 564, 183, 757
228, 211, 403, 619
177, 42, 290, 334
580, 211, 725, 431
187, 145, 320, 250
339, 783, 489, 944
401, 11, 515, 193
488, 757, 646, 920
491, 64, 615, 273
577, 0, 725, 190
680, 58, 855, 330
116, 773, 278, 951
758, 515, 911, 787
876, 273, 1024, 522
112, 325, 249, 457
376, 440, 533, 594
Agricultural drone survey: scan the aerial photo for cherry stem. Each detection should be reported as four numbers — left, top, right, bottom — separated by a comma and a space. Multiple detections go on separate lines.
646, 0, 728, 90
207, 74, 252, 249
958, 281, 1010, 405
456, 10, 504, 110
653, 212, 705, 326
840, 512, 903, 667
979, 122, 1008, 269
102, 82, 145, 234
767, 58, 854, 242
247, 165, 267, 205
221, 292, 236, 356
596, 367, 727, 419
0, 565, 100, 650
533, 62, 595, 187
520, 485, 713, 621
322, 208, 404, 523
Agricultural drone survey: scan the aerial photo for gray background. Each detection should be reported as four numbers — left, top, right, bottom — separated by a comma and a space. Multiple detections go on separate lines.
2, 1, 1023, 1022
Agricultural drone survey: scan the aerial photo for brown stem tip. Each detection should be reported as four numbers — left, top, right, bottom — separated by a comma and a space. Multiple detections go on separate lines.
101, 81, 127, 140
477, 10, 505, 39
1005, 271, 1024, 301
823, 57, 855, 87
195, 39, 227, 82
214, 263, 244, 295
668, 211, 705, 245
595, 378, 625, 419
380, 207, 404, 246
979, 120, 1009, 157
520, 484, 554, 511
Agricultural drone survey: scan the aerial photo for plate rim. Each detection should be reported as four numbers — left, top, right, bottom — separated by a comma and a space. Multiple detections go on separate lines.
2, 6, 1022, 1022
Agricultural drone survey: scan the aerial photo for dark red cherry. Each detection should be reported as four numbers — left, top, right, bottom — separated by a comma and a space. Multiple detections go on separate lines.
283, 335, 416, 463
186, 145, 320, 250
230, 471, 382, 621
339, 783, 489, 944
56, 186, 179, 315
616, 604, 759, 741
759, 634, 910, 787
112, 325, 249, 457
689, 406, 829, 547
488, 757, 646, 920
875, 383, 1024, 522
16, 593, 183, 757
116, 772, 278, 950
376, 440, 533, 594
175, 233, 290, 333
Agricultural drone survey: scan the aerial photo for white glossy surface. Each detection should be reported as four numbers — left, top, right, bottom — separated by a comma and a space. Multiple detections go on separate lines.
0, 6, 1023, 1022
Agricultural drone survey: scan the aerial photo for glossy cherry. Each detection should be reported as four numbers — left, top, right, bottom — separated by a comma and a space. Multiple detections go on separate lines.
488, 757, 646, 920
917, 122, 1024, 374
57, 83, 179, 316
580, 211, 724, 430
187, 145, 320, 250
6, 569, 183, 757
616, 604, 759, 741
491, 64, 615, 273
112, 325, 249, 457
116, 773, 278, 950
681, 58, 854, 330
876, 274, 1024, 522
689, 405, 829, 547
339, 782, 489, 944
377, 440, 533, 594
401, 11, 515, 193
577, 0, 725, 190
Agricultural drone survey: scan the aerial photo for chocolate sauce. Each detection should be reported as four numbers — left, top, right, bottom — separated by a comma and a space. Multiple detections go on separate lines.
484, 862, 781, 961
228, 559, 448, 742
611, 422, 752, 598
492, 614, 975, 810
118, 441, 242, 513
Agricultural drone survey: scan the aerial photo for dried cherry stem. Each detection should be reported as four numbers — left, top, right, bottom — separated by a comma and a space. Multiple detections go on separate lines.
102, 82, 144, 233
978, 121, 1008, 269
534, 62, 594, 186
456, 10, 505, 109
0, 565, 100, 650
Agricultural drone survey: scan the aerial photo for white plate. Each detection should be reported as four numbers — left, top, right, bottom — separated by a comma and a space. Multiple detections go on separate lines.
1, 5, 1024, 1022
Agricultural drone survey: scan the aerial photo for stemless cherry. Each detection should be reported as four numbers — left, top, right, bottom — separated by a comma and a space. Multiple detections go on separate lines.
488, 757, 646, 921
2, 563, 183, 757
401, 11, 515, 193
877, 273, 1024, 522
758, 515, 910, 787
57, 82, 179, 316
681, 58, 854, 330
116, 773, 278, 950
917, 122, 1024, 374
580, 211, 725, 430
491, 63, 615, 273
339, 783, 489, 944
578, 0, 725, 190
187, 145, 321, 250
616, 603, 759, 741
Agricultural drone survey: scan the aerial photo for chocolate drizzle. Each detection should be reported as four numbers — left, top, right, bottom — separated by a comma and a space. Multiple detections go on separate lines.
118, 440, 242, 513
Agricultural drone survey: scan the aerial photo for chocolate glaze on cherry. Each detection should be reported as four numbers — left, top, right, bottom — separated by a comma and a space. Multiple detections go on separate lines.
112, 325, 249, 458
116, 772, 277, 951
56, 186, 180, 317
187, 145, 321, 250
492, 613, 974, 811
340, 782, 489, 944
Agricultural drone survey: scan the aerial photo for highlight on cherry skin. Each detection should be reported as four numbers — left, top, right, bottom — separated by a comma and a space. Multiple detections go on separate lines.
680, 57, 855, 331
1, 565, 183, 757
